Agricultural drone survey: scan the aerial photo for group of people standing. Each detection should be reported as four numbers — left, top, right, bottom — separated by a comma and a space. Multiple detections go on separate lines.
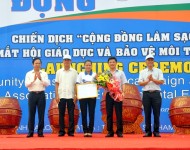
25, 54, 164, 138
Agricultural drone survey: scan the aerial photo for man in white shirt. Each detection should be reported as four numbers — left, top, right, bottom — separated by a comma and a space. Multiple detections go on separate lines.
105, 57, 127, 138
138, 54, 164, 137
55, 54, 78, 137
25, 57, 50, 138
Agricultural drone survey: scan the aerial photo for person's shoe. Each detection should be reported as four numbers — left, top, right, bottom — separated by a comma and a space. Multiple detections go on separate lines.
87, 133, 92, 137
143, 133, 152, 137
84, 133, 88, 137
105, 132, 114, 137
117, 133, 123, 137
68, 133, 74, 136
58, 133, 65, 137
38, 134, 44, 137
153, 132, 161, 137
26, 133, 33, 138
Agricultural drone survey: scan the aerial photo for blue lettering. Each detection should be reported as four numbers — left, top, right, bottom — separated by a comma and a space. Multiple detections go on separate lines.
12, 0, 95, 12
55, 0, 74, 11
77, 0, 95, 11
12, 0, 31, 11
34, 0, 52, 11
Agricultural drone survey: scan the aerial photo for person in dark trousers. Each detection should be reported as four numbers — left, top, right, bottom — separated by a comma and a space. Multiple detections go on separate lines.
25, 57, 50, 138
138, 54, 164, 137
105, 57, 127, 138
55, 54, 78, 137
76, 60, 97, 137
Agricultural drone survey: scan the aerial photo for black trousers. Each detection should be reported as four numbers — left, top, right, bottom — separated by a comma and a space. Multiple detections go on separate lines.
106, 92, 123, 134
58, 98, 75, 134
142, 91, 162, 134
79, 98, 96, 133
28, 91, 46, 134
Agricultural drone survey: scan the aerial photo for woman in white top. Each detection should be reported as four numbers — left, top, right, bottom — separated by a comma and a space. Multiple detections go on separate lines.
76, 60, 96, 137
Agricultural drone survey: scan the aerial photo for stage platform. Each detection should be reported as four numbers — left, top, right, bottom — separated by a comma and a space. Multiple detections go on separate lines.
1, 133, 190, 150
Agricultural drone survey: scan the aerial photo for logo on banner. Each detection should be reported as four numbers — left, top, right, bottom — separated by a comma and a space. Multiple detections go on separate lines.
11, 0, 95, 18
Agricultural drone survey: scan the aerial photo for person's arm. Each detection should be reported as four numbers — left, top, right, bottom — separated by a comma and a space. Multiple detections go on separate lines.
138, 70, 150, 86
25, 72, 37, 87
55, 70, 60, 103
76, 72, 82, 84
138, 80, 150, 86
120, 71, 127, 98
40, 72, 50, 86
122, 83, 126, 93
73, 84, 77, 104
151, 77, 164, 85
55, 82, 60, 103
150, 70, 164, 85
73, 71, 78, 103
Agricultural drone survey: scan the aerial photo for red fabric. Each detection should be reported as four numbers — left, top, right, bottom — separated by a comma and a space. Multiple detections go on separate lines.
0, 133, 190, 150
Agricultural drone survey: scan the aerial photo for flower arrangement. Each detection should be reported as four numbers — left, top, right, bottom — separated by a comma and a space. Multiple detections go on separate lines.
94, 70, 112, 88
94, 70, 123, 102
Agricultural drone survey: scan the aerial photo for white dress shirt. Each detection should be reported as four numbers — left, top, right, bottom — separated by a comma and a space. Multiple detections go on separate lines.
109, 70, 128, 90
25, 70, 50, 92
55, 68, 78, 99
138, 67, 164, 91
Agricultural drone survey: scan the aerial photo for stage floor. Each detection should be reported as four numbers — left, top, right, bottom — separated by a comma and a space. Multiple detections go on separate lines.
1, 133, 190, 150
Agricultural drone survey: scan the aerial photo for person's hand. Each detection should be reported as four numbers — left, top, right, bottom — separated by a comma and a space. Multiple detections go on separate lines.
33, 73, 37, 81
36, 72, 42, 80
147, 74, 155, 82
149, 74, 156, 82
55, 96, 60, 103
97, 85, 101, 89
149, 74, 153, 81
85, 81, 91, 84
